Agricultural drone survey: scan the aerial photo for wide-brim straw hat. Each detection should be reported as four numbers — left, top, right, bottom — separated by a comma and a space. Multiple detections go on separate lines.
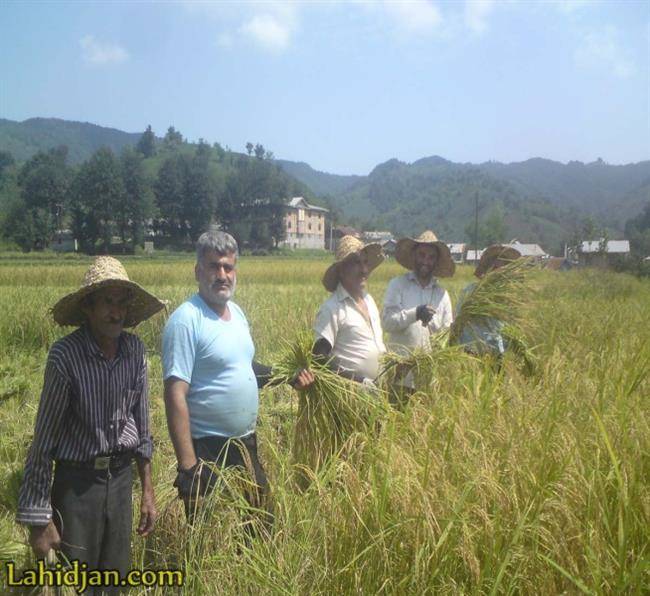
394, 230, 455, 277
52, 256, 166, 327
322, 235, 384, 292
474, 244, 522, 278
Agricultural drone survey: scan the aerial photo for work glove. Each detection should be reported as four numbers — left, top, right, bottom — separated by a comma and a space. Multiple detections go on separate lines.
173, 460, 215, 500
415, 304, 435, 326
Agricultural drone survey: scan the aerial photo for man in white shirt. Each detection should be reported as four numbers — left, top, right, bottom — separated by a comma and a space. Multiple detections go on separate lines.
313, 235, 386, 388
382, 230, 455, 402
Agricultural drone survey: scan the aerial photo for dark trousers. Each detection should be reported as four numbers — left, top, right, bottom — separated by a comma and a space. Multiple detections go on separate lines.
188, 433, 272, 529
52, 462, 133, 591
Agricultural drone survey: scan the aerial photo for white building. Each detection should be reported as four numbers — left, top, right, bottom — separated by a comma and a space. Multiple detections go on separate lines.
578, 239, 630, 266
447, 243, 466, 263
506, 240, 548, 260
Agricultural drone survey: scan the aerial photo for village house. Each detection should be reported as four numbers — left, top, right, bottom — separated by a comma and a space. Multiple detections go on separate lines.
328, 225, 361, 250
577, 239, 630, 267
447, 243, 466, 264
362, 230, 394, 244
280, 197, 329, 250
465, 249, 484, 265
505, 240, 548, 262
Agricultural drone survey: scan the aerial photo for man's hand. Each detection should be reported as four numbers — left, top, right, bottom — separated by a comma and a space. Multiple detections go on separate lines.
137, 487, 157, 536
173, 461, 214, 501
29, 521, 61, 558
416, 305, 435, 326
291, 368, 315, 390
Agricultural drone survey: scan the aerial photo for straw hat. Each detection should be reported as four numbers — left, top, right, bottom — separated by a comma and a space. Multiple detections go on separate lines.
52, 256, 166, 327
322, 236, 384, 292
394, 230, 455, 277
474, 244, 521, 278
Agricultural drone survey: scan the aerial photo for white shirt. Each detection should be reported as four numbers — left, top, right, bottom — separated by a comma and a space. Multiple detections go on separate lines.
313, 283, 386, 380
382, 271, 453, 355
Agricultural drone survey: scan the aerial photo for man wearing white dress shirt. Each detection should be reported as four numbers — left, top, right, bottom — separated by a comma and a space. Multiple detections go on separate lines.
313, 235, 386, 388
382, 231, 455, 402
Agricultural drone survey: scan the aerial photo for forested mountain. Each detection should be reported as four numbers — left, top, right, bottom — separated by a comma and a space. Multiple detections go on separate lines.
1, 117, 647, 254
278, 155, 649, 252
0, 118, 144, 163
275, 160, 361, 196
478, 158, 650, 227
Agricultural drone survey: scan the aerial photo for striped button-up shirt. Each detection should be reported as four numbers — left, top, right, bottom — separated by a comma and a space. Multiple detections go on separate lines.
17, 326, 153, 526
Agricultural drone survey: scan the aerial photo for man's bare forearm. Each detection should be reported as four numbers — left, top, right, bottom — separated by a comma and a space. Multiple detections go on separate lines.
163, 382, 197, 470
135, 457, 153, 493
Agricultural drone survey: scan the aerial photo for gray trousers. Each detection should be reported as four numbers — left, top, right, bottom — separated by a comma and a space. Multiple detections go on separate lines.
51, 462, 133, 590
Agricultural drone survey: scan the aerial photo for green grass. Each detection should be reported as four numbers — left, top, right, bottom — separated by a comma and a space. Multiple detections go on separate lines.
0, 257, 648, 594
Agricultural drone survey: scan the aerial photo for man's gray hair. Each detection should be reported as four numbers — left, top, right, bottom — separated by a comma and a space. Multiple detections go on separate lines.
196, 230, 239, 262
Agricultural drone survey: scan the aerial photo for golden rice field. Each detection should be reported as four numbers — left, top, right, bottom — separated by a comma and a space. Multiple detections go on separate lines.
0, 256, 648, 594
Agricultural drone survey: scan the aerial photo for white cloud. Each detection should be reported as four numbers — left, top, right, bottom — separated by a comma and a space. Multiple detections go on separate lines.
464, 0, 496, 34
80, 35, 129, 65
239, 13, 292, 52
574, 27, 636, 79
382, 0, 443, 35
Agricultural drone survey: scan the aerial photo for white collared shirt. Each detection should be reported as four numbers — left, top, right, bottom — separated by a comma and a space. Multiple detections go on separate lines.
313, 283, 386, 380
381, 271, 453, 355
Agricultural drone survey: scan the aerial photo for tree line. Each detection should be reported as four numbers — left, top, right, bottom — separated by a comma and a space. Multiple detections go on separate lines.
0, 126, 307, 253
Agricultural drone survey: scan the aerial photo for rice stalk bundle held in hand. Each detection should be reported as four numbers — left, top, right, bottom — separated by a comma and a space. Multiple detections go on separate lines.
272, 332, 389, 487
380, 331, 462, 393
449, 258, 534, 345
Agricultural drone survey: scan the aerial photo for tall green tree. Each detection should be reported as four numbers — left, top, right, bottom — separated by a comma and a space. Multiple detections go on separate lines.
154, 154, 187, 244
15, 146, 70, 249
119, 147, 155, 250
136, 125, 156, 158
70, 147, 125, 253
163, 126, 183, 151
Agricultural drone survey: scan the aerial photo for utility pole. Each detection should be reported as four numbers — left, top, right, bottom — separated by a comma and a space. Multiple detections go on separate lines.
473, 191, 479, 255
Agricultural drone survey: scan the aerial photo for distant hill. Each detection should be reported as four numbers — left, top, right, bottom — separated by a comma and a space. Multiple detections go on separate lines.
478, 158, 650, 227
0, 118, 144, 163
278, 155, 650, 251
1, 117, 647, 253
275, 160, 361, 196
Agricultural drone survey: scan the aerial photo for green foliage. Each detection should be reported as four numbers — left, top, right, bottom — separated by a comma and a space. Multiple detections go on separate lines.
119, 148, 156, 249
135, 125, 156, 159
163, 126, 183, 151
1, 147, 71, 251
69, 147, 125, 253
625, 201, 650, 257
0, 117, 142, 164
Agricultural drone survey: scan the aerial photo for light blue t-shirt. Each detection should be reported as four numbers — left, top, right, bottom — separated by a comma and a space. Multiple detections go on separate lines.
162, 294, 258, 439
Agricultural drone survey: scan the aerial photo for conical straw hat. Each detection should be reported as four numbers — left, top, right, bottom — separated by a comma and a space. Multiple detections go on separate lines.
474, 244, 521, 278
322, 235, 384, 292
394, 230, 455, 277
51, 256, 166, 327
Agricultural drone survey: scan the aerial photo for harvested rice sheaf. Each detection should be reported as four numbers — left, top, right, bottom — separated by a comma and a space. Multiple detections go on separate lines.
449, 258, 534, 345
272, 332, 389, 486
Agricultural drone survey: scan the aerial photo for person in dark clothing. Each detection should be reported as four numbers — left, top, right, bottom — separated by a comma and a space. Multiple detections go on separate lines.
17, 256, 165, 590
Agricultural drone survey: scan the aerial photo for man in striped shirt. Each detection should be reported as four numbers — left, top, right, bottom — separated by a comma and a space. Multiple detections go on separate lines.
17, 257, 164, 581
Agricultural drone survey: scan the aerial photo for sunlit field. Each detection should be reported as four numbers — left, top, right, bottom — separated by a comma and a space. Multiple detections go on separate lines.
1, 256, 648, 594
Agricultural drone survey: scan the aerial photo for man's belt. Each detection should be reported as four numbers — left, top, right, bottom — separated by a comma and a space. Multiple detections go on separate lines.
56, 452, 134, 471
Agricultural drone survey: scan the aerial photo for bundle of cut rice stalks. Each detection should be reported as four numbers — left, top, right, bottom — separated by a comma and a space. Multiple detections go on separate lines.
272, 331, 390, 488
448, 258, 539, 375
379, 330, 468, 394
449, 258, 534, 345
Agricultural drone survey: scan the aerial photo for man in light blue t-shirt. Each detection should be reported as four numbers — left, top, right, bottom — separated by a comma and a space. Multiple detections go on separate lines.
162, 230, 313, 522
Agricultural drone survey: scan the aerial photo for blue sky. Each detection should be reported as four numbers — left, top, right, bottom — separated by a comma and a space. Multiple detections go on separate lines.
1, 1, 648, 174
